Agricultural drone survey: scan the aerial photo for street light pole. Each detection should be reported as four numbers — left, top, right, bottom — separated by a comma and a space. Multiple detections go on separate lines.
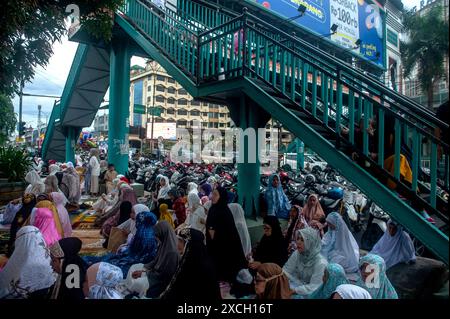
18, 79, 24, 137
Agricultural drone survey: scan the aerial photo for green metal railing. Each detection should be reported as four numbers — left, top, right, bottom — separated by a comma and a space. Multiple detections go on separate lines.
121, 1, 449, 215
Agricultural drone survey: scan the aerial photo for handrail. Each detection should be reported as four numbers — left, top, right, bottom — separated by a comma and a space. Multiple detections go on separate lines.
241, 11, 448, 131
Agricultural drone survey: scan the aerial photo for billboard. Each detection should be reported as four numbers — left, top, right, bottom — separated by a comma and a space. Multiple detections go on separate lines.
147, 122, 177, 140
256, 0, 385, 67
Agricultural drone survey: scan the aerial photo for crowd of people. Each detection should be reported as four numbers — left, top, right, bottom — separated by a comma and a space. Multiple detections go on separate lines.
0, 148, 419, 300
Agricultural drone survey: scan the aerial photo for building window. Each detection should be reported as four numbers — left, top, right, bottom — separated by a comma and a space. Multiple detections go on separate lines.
155, 96, 165, 103
147, 97, 151, 102
167, 108, 175, 115
202, 112, 208, 117
220, 113, 225, 118
168, 77, 176, 83
167, 97, 175, 104
178, 99, 187, 106
387, 29, 398, 47
156, 75, 165, 81
191, 110, 200, 116
156, 85, 165, 92
167, 87, 176, 94
177, 120, 187, 126
147, 86, 151, 91
191, 99, 200, 106
178, 109, 188, 116
178, 88, 188, 95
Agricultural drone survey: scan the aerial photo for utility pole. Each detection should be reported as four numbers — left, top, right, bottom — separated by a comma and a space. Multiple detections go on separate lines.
18, 79, 24, 137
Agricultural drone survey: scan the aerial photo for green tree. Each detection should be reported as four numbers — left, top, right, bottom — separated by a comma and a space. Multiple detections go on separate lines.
400, 5, 449, 109
0, 0, 124, 97
0, 94, 17, 144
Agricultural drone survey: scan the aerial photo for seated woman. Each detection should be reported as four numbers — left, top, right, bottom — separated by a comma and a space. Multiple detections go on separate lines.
331, 284, 372, 299
254, 263, 292, 299
30, 194, 64, 239
185, 193, 206, 233
129, 221, 180, 298
160, 228, 221, 301
264, 174, 291, 219
250, 216, 288, 269
7, 194, 36, 257
0, 226, 56, 299
284, 205, 307, 256
117, 203, 150, 245
95, 186, 137, 227
198, 182, 212, 199
51, 192, 72, 238
321, 212, 360, 274
159, 204, 175, 229
370, 219, 416, 269
187, 182, 198, 195
356, 254, 398, 299
302, 194, 326, 234
168, 188, 186, 227
84, 262, 123, 299
91, 177, 121, 212
101, 201, 132, 248
24, 170, 45, 196
283, 227, 328, 297
84, 211, 158, 276
309, 263, 349, 299
49, 237, 87, 300
44, 175, 66, 201
32, 207, 62, 247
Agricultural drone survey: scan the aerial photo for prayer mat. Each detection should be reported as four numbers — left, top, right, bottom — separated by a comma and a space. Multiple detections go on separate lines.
72, 229, 107, 256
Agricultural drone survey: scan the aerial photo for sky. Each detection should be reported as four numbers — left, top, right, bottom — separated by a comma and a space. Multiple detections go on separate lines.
12, 34, 146, 133
12, 0, 424, 132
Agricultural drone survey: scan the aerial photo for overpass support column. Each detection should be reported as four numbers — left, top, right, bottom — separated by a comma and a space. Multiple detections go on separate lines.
108, 39, 131, 174
65, 127, 76, 164
229, 96, 270, 218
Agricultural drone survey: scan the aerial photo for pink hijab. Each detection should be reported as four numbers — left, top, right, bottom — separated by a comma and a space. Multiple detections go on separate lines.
51, 192, 73, 237
32, 207, 62, 246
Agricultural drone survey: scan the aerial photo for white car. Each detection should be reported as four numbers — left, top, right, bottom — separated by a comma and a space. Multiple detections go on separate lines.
282, 153, 328, 170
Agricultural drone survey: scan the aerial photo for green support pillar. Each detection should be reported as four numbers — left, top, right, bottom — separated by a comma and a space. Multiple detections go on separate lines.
108, 39, 131, 174
65, 127, 76, 164
229, 96, 270, 218
296, 138, 304, 170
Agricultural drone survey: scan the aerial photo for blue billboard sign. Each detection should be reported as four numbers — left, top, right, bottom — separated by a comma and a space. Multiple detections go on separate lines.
256, 0, 385, 67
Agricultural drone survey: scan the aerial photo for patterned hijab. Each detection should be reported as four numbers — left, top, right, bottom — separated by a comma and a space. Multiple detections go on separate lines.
266, 174, 291, 218
0, 226, 56, 298
356, 254, 398, 299
128, 211, 158, 264
87, 262, 123, 299
309, 263, 349, 299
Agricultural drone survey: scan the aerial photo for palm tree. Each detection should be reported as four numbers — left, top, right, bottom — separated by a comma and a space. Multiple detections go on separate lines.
401, 5, 449, 109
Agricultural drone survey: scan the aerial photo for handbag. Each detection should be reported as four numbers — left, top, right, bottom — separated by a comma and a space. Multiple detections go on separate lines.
107, 227, 128, 252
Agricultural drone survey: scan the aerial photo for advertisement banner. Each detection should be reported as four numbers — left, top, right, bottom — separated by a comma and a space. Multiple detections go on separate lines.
256, 0, 385, 67
147, 122, 177, 140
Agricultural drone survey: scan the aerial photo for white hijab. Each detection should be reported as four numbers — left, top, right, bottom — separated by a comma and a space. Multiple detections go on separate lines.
49, 164, 60, 175
0, 226, 56, 298
321, 212, 360, 273
24, 170, 45, 195
187, 182, 198, 195
228, 203, 252, 257
334, 284, 372, 299
157, 176, 171, 199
